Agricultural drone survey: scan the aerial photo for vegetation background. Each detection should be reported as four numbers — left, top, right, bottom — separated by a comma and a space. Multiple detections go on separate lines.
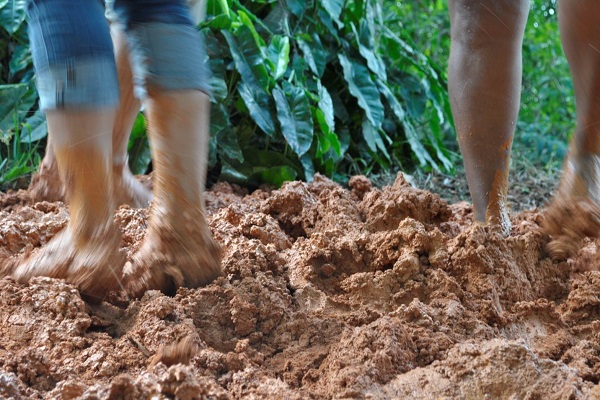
0, 0, 570, 191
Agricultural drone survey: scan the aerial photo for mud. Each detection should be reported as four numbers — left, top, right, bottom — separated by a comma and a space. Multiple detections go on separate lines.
0, 173, 599, 399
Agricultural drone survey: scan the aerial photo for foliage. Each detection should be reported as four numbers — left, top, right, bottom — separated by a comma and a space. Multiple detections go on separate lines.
391, 0, 572, 168
203, 0, 455, 186
519, 0, 571, 165
3, 0, 572, 188
0, 0, 41, 188
0, 0, 456, 189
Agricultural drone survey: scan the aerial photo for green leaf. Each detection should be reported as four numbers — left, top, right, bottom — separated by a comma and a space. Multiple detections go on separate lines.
0, 0, 28, 34
208, 59, 228, 101
212, 104, 244, 162
297, 36, 327, 78
300, 153, 315, 182
273, 82, 314, 157
362, 118, 389, 160
352, 21, 387, 81
220, 158, 249, 183
223, 28, 270, 91
127, 113, 152, 175
267, 35, 290, 81
20, 109, 47, 143
255, 165, 297, 186
338, 54, 384, 129
128, 113, 146, 141
317, 81, 335, 133
320, 0, 344, 28
8, 43, 31, 76
238, 10, 266, 50
377, 80, 436, 169
202, 14, 232, 29
285, 0, 305, 17
238, 82, 276, 137
0, 83, 36, 144
315, 108, 341, 157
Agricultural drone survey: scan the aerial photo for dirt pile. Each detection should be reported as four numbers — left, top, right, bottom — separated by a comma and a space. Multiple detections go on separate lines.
0, 173, 599, 399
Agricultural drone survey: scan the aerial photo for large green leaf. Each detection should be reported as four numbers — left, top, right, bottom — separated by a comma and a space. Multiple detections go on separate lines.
285, 0, 305, 17
273, 82, 314, 157
352, 21, 387, 81
223, 28, 270, 91
377, 80, 436, 169
338, 54, 384, 129
317, 81, 335, 133
8, 43, 31, 76
0, 0, 27, 34
297, 35, 327, 78
362, 118, 390, 160
20, 109, 46, 143
315, 109, 341, 155
320, 0, 344, 28
202, 13, 232, 29
267, 35, 290, 81
212, 103, 244, 162
238, 82, 276, 137
0, 83, 36, 144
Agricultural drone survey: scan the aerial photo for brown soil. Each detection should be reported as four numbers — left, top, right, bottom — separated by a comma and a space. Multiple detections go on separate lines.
0, 173, 599, 399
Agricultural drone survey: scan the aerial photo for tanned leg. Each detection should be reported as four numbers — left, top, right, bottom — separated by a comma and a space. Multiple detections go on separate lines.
448, 0, 529, 235
27, 25, 152, 208
28, 136, 64, 203
110, 24, 153, 208
14, 110, 125, 302
543, 1, 600, 259
123, 89, 222, 298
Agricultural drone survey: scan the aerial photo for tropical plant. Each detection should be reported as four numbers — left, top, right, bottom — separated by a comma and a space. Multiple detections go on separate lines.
0, 0, 43, 188
202, 0, 456, 186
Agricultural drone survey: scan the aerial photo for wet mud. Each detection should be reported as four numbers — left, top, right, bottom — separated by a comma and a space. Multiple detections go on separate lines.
0, 173, 599, 399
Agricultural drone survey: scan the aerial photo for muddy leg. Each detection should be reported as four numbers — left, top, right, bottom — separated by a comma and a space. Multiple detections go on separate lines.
110, 24, 153, 208
448, 0, 529, 235
543, 1, 600, 259
14, 0, 124, 302
27, 24, 152, 208
14, 110, 125, 302
124, 89, 222, 298
28, 136, 64, 203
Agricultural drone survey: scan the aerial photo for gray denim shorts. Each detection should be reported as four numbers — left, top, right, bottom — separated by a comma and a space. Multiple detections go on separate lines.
28, 0, 211, 110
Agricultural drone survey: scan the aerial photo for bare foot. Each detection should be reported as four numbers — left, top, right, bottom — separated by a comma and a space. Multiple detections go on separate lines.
28, 160, 152, 209
12, 224, 126, 303
113, 163, 153, 208
123, 208, 222, 299
149, 336, 197, 368
28, 158, 65, 203
542, 153, 600, 260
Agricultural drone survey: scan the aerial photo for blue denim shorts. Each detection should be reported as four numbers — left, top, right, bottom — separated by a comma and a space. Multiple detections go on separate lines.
28, 0, 211, 110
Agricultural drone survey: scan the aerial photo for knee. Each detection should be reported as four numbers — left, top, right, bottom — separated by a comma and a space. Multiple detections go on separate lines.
449, 0, 529, 49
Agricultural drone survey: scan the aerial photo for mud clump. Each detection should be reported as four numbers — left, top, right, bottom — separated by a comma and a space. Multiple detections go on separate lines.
0, 172, 599, 398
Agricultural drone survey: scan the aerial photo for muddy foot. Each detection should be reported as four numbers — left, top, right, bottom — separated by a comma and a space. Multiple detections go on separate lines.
113, 164, 153, 208
149, 336, 197, 368
123, 210, 222, 299
28, 160, 65, 203
12, 225, 126, 303
542, 154, 600, 260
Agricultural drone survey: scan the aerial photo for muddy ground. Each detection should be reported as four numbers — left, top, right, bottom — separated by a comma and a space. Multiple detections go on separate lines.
0, 173, 599, 399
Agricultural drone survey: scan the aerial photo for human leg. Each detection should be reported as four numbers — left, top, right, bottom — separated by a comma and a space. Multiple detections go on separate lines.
448, 0, 529, 234
543, 1, 600, 259
113, 0, 221, 297
28, 21, 152, 208
13, 0, 123, 301
110, 23, 153, 208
